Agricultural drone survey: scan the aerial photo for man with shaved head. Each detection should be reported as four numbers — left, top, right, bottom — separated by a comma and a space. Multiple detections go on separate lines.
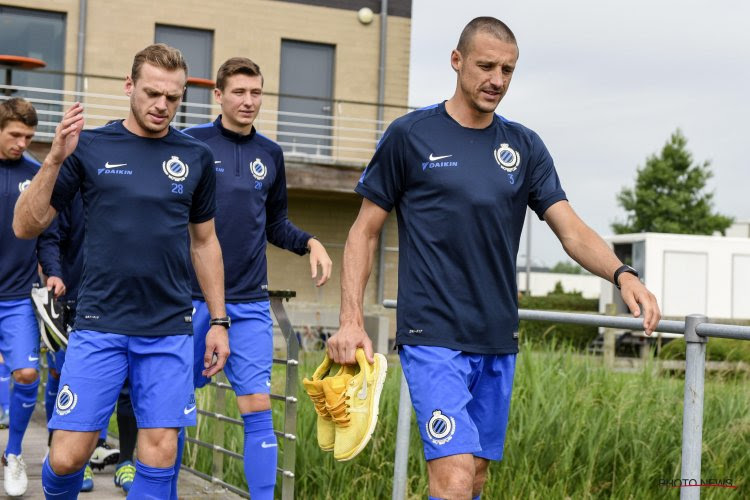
328, 16, 661, 499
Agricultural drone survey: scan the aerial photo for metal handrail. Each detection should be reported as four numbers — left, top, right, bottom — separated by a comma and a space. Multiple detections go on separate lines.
383, 299, 750, 500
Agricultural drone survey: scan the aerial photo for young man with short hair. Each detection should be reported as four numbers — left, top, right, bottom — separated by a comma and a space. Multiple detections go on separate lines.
0, 97, 46, 496
328, 17, 661, 500
14, 43, 230, 499
178, 57, 332, 499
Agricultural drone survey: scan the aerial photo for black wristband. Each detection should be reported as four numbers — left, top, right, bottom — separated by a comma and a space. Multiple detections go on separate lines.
613, 265, 639, 290
210, 316, 231, 329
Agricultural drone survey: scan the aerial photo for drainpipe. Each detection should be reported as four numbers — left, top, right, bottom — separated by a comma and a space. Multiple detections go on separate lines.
375, 0, 388, 305
75, 0, 87, 94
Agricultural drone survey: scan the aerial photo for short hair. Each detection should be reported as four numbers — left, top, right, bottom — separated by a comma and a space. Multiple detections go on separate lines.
0, 97, 38, 130
131, 43, 188, 82
456, 17, 517, 55
216, 57, 263, 91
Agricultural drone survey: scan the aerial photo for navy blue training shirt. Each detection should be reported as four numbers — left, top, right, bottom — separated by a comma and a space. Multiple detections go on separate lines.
184, 117, 311, 303
1, 155, 55, 300
50, 121, 216, 336
38, 192, 84, 302
356, 102, 567, 354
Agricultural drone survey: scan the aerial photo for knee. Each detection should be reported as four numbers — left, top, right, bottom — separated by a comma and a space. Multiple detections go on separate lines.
138, 429, 178, 467
237, 393, 271, 413
49, 445, 89, 474
49, 368, 60, 380
13, 368, 38, 385
473, 467, 489, 496
430, 464, 474, 498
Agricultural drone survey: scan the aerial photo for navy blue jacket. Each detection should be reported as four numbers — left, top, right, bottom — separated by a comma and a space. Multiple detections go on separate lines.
1, 156, 58, 300
184, 117, 311, 303
37, 192, 84, 303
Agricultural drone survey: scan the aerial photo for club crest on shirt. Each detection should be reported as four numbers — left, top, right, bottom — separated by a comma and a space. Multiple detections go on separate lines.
250, 158, 267, 181
18, 179, 31, 192
426, 409, 456, 445
494, 143, 520, 172
162, 155, 189, 182
55, 384, 78, 416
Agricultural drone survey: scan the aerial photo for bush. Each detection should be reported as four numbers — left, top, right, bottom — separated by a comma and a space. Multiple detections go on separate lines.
659, 336, 750, 363
519, 292, 599, 350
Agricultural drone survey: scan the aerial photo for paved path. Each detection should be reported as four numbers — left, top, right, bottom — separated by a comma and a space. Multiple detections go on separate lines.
0, 404, 243, 499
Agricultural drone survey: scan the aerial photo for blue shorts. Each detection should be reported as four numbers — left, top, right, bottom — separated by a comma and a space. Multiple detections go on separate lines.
46, 349, 66, 375
192, 300, 272, 396
400, 345, 516, 461
0, 299, 40, 372
49, 330, 196, 431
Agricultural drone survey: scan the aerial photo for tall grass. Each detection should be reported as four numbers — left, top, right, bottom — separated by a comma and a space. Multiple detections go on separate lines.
184, 345, 750, 499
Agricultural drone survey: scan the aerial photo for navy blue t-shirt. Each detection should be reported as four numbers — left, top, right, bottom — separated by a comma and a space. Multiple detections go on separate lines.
356, 102, 567, 354
50, 121, 216, 336
184, 117, 311, 302
0, 155, 53, 300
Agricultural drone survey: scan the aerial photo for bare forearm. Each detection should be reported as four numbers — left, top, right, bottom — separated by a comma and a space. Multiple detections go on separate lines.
13, 159, 62, 239
339, 225, 379, 327
559, 222, 622, 282
191, 237, 226, 318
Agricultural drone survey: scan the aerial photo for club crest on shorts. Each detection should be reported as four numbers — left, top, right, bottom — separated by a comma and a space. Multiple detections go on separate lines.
494, 143, 520, 172
55, 384, 78, 416
250, 158, 267, 180
162, 155, 189, 182
426, 409, 456, 445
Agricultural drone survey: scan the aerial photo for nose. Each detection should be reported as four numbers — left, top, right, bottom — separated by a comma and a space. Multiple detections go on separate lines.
154, 95, 169, 111
489, 69, 504, 90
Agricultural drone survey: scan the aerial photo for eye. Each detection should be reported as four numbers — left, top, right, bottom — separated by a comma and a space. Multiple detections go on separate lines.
167, 95, 181, 102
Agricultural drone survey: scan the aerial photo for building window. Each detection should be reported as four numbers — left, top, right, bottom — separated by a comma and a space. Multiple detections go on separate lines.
155, 25, 213, 128
278, 40, 335, 157
0, 6, 66, 138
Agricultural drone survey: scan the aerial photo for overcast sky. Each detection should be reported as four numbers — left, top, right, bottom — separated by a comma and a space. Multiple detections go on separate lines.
408, 0, 750, 268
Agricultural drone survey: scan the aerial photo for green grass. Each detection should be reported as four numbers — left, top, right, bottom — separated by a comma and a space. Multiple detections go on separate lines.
173, 346, 750, 498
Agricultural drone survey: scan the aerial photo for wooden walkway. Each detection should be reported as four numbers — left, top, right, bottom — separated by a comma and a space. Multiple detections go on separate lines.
0, 404, 243, 499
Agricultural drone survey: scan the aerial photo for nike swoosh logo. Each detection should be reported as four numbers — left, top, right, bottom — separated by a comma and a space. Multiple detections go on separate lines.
50, 303, 60, 319
214, 161, 222, 164
358, 376, 368, 400
43, 486, 67, 496
28, 356, 39, 361
428, 154, 452, 161
184, 405, 197, 415
22, 402, 36, 408
261, 441, 277, 448
0, 377, 10, 382
104, 162, 128, 169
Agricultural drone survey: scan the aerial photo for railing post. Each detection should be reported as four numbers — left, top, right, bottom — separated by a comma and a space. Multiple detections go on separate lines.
212, 373, 226, 479
680, 314, 708, 500
391, 369, 411, 500
603, 303, 616, 368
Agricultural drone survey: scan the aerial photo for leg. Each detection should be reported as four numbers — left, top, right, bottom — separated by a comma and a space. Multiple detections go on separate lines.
225, 301, 276, 500
114, 384, 138, 492
473, 457, 490, 498
427, 454, 476, 500
128, 334, 195, 499
41, 429, 100, 498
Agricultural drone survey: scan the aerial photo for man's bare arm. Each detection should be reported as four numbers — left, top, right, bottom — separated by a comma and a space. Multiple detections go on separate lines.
189, 218, 230, 376
544, 200, 661, 334
327, 198, 389, 364
13, 103, 84, 239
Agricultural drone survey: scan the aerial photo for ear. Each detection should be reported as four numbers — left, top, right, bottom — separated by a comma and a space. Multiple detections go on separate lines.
124, 75, 134, 97
213, 87, 223, 105
450, 49, 462, 73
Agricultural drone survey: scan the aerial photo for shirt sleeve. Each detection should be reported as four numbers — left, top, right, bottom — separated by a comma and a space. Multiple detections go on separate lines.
527, 132, 567, 219
50, 153, 84, 213
265, 149, 312, 255
354, 121, 407, 211
36, 216, 62, 279
189, 146, 216, 223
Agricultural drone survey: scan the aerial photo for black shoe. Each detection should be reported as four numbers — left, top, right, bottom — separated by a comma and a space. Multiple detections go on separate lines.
89, 442, 120, 470
31, 284, 68, 352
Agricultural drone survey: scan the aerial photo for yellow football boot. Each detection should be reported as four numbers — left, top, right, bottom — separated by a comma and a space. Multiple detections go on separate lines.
323, 348, 388, 461
303, 354, 354, 451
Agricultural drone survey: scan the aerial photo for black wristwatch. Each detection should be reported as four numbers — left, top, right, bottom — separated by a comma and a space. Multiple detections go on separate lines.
613, 265, 639, 289
209, 316, 231, 329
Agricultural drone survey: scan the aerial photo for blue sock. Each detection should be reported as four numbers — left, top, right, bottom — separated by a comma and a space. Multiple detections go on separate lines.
45, 373, 60, 423
5, 378, 39, 456
41, 457, 84, 499
99, 427, 108, 441
0, 363, 10, 411
128, 459, 174, 500
242, 410, 277, 500
473, 496, 481, 500
428, 497, 445, 500
170, 428, 186, 500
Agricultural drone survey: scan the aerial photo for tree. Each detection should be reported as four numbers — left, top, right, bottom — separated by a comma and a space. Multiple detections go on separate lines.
612, 130, 733, 235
